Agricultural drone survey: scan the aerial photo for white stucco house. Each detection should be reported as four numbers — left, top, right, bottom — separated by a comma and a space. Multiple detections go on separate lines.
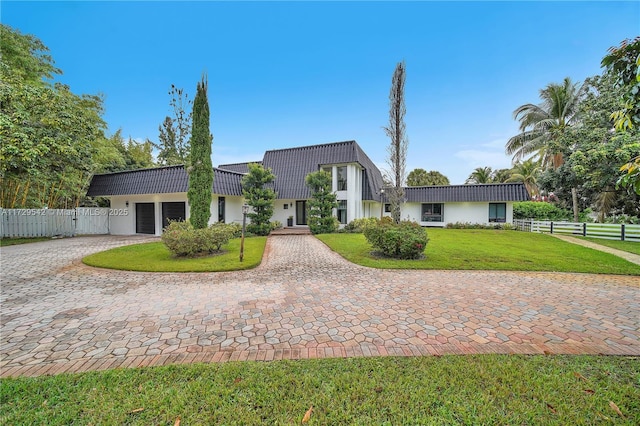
87, 140, 529, 236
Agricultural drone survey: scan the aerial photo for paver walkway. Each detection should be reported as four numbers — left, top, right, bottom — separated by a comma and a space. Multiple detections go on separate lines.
1, 235, 639, 378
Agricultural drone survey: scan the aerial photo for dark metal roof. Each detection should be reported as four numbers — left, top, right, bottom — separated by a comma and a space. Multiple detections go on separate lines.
262, 140, 384, 200
217, 161, 261, 174
86, 166, 243, 197
404, 183, 530, 203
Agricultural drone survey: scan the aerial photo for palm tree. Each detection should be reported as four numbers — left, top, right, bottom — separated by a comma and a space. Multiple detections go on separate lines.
506, 77, 585, 220
465, 166, 494, 184
506, 159, 540, 197
506, 77, 584, 168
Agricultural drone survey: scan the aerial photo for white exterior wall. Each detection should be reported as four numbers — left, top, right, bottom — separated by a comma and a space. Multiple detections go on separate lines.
272, 199, 296, 226
402, 201, 515, 226
109, 193, 243, 236
214, 195, 245, 225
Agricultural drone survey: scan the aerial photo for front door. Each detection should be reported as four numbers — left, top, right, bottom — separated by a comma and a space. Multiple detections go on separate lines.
136, 203, 155, 234
295, 200, 307, 225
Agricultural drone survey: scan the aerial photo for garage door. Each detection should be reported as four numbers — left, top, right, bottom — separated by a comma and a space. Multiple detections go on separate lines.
135, 203, 155, 234
162, 202, 186, 229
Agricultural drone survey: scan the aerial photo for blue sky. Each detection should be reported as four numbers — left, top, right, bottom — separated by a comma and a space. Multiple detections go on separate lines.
3, 1, 639, 184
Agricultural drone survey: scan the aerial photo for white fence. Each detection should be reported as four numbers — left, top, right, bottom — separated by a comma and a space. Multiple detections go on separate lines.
513, 219, 640, 242
1, 208, 110, 238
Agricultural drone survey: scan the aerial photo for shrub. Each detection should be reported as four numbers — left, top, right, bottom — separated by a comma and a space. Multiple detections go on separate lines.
343, 217, 379, 233
363, 219, 428, 259
513, 201, 572, 220
271, 220, 283, 230
162, 221, 235, 257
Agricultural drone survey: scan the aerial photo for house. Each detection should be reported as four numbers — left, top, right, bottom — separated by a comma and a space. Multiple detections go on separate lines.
86, 140, 529, 235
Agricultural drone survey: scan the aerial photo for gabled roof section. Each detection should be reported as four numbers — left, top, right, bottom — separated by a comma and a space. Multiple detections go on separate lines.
262, 140, 384, 200
404, 183, 530, 203
217, 161, 261, 174
86, 165, 243, 197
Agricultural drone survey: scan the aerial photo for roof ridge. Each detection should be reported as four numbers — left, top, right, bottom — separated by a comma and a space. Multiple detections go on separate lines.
91, 164, 185, 177
264, 140, 356, 154
213, 167, 248, 176
218, 161, 262, 167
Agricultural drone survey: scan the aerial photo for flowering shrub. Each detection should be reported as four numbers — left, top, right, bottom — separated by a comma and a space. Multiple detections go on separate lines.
162, 221, 236, 257
363, 219, 428, 259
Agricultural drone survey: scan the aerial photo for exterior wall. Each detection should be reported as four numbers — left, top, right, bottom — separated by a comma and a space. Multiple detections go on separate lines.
272, 199, 297, 226
109, 193, 188, 236
401, 201, 515, 226
214, 195, 244, 225
109, 193, 243, 236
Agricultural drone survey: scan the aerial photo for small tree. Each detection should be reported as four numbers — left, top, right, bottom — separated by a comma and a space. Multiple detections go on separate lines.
187, 75, 213, 229
242, 163, 276, 236
384, 61, 409, 223
407, 169, 450, 186
305, 170, 339, 234
156, 85, 192, 166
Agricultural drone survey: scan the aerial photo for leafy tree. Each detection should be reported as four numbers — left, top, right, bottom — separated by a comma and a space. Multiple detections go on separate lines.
187, 75, 213, 229
305, 170, 339, 234
406, 169, 450, 186
465, 167, 494, 184
618, 156, 640, 195
506, 77, 585, 220
156, 85, 192, 165
383, 61, 408, 224
242, 163, 276, 236
506, 159, 540, 197
492, 168, 514, 183
506, 77, 584, 168
601, 37, 640, 131
0, 24, 106, 208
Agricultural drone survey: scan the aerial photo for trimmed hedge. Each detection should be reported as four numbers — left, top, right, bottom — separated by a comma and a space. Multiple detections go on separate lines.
513, 201, 572, 221
162, 221, 237, 257
363, 219, 428, 259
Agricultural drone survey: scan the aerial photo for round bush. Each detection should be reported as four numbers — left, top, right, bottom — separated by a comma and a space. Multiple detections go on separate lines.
363, 219, 428, 259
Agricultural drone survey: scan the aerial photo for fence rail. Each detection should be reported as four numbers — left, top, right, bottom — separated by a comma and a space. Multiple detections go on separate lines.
1, 208, 110, 238
513, 219, 640, 242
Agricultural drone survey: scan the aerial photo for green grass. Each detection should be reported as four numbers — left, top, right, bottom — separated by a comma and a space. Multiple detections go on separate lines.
1, 355, 638, 424
316, 229, 640, 275
82, 237, 267, 272
0, 237, 51, 246
577, 237, 640, 256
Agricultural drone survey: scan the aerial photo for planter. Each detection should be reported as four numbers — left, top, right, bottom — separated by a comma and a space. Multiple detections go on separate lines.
287, 218, 293, 227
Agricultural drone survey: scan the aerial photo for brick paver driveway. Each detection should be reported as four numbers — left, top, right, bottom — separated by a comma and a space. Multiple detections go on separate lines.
1, 235, 639, 377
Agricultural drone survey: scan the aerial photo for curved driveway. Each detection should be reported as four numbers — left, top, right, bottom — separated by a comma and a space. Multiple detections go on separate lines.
1, 235, 639, 377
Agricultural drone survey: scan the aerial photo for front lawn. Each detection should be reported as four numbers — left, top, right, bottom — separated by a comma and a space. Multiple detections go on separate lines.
316, 229, 640, 275
1, 355, 637, 424
577, 237, 640, 256
82, 237, 266, 272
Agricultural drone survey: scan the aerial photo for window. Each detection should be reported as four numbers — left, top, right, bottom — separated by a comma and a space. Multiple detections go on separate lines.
322, 166, 332, 177
421, 203, 443, 222
218, 197, 225, 222
384, 203, 391, 213
337, 200, 347, 224
489, 203, 506, 223
337, 166, 347, 190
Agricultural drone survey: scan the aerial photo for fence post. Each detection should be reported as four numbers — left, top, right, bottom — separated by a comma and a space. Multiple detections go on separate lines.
583, 223, 587, 237
550, 222, 554, 234
621, 224, 625, 241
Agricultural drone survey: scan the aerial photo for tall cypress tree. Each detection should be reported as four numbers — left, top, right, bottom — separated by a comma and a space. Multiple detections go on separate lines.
187, 75, 213, 229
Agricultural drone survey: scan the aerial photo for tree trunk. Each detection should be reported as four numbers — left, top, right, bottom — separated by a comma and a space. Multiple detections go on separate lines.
571, 187, 579, 222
